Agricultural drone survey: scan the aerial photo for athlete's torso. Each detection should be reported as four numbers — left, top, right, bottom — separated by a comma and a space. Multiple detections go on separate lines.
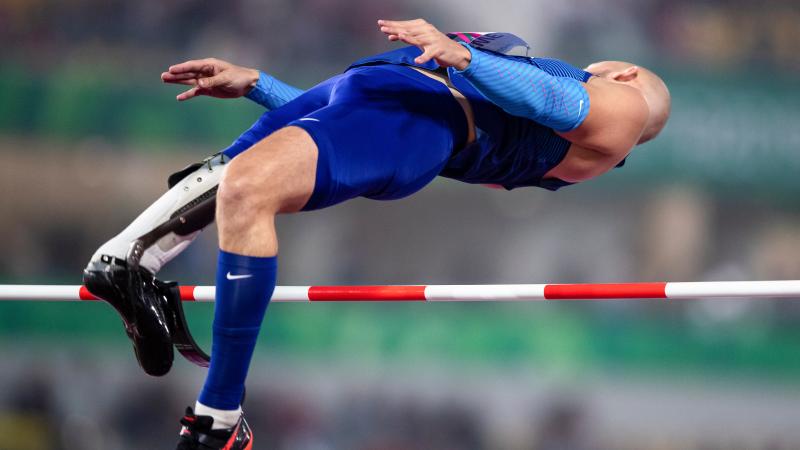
349, 44, 625, 191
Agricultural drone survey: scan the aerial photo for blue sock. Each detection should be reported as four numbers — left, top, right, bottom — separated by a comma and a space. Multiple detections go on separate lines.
198, 249, 277, 410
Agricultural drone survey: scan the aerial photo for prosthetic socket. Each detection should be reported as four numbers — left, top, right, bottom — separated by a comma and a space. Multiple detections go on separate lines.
90, 152, 227, 273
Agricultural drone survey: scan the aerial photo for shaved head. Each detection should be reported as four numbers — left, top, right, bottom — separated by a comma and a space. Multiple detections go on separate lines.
585, 61, 671, 144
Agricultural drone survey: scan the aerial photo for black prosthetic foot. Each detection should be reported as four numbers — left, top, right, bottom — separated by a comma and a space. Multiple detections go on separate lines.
83, 255, 174, 376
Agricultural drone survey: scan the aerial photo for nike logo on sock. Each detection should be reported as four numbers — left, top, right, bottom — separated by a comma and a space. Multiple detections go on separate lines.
226, 272, 253, 280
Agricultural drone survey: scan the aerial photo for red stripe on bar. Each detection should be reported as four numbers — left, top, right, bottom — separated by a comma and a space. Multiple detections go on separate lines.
78, 286, 99, 301
179, 286, 196, 301
544, 283, 667, 299
308, 285, 427, 301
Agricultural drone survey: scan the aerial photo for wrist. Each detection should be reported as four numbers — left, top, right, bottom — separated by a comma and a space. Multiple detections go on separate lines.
245, 70, 277, 106
244, 68, 260, 94
452, 43, 476, 72
454, 45, 472, 71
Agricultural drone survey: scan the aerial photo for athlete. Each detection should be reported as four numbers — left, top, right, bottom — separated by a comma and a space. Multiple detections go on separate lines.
83, 18, 670, 449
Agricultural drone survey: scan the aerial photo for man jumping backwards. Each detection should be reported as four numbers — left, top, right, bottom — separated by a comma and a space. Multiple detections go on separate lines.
83, 18, 670, 449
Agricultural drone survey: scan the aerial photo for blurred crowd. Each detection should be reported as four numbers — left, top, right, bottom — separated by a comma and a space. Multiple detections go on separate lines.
0, 0, 409, 77
1, 0, 798, 72
3, 356, 800, 450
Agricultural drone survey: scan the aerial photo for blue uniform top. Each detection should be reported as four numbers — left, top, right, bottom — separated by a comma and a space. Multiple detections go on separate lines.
349, 46, 605, 191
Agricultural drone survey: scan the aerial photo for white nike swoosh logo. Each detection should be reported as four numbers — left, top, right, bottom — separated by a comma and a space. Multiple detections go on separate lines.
226, 272, 253, 280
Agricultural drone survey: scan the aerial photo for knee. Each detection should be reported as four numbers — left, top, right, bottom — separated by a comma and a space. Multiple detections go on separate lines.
217, 157, 281, 216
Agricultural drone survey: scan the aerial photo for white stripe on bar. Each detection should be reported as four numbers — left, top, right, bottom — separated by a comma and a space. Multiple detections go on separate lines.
665, 280, 800, 299
192, 286, 215, 302
0, 285, 83, 301
425, 284, 546, 301
275, 286, 312, 302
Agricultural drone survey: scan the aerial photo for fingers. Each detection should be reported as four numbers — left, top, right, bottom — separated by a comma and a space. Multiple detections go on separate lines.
196, 73, 228, 89
378, 18, 430, 38
176, 86, 200, 102
378, 18, 439, 64
164, 59, 236, 101
161, 71, 200, 85
378, 18, 444, 53
378, 24, 403, 35
381, 27, 425, 46
414, 47, 439, 65
377, 18, 464, 69
377, 18, 426, 28
171, 79, 198, 86
394, 31, 423, 46
169, 73, 230, 101
166, 79, 198, 86
162, 71, 198, 81
384, 30, 420, 44
167, 58, 220, 75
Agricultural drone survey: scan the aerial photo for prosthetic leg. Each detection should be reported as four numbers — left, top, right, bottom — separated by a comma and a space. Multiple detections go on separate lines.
83, 153, 225, 376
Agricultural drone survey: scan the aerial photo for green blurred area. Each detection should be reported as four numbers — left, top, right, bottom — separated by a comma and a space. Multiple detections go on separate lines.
0, 64, 264, 150
2, 299, 799, 379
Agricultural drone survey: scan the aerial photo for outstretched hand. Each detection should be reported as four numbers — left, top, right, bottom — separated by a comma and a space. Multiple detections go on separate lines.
378, 19, 472, 70
161, 58, 260, 101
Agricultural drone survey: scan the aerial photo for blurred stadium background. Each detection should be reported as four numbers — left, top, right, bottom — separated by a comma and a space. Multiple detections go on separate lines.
2, 0, 800, 448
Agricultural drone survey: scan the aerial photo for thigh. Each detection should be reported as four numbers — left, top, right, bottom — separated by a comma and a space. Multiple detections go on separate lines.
289, 65, 467, 211
222, 126, 319, 214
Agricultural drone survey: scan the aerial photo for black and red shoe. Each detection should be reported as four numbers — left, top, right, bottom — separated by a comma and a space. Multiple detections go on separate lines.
176, 407, 253, 450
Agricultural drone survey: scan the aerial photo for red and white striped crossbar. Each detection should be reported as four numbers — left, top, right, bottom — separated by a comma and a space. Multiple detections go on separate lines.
1, 281, 800, 302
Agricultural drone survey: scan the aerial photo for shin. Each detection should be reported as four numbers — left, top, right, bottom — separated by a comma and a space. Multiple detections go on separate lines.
198, 127, 316, 416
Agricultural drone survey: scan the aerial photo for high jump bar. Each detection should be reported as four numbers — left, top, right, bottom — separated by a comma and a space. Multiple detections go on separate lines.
1, 281, 800, 302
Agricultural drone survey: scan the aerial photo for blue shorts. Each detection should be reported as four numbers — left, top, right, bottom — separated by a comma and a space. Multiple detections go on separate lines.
222, 64, 468, 210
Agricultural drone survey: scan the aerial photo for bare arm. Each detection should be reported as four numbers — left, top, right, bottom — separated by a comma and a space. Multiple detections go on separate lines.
558, 78, 649, 157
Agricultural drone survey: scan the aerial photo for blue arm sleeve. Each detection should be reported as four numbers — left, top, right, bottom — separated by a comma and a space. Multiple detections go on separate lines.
453, 45, 590, 132
244, 71, 305, 110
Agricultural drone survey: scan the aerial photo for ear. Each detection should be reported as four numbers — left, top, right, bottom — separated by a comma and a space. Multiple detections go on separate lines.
611, 65, 639, 82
